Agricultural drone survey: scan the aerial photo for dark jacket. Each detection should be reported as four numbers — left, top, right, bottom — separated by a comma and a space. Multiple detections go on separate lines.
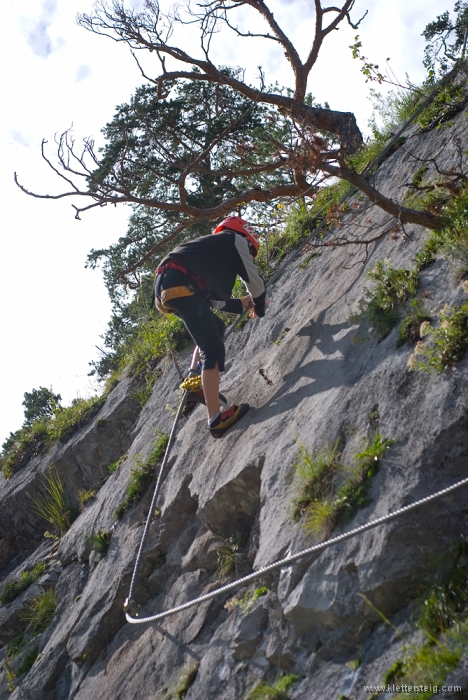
158, 231, 266, 317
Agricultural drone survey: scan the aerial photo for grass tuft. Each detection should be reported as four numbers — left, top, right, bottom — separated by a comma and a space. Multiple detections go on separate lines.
225, 586, 269, 613
354, 261, 419, 339
247, 674, 299, 700
113, 433, 169, 520
28, 466, 76, 537
16, 646, 40, 676
21, 588, 56, 634
291, 440, 341, 523
293, 434, 394, 538
89, 530, 112, 556
0, 561, 49, 605
78, 488, 96, 509
175, 662, 200, 699
215, 533, 246, 579
408, 302, 468, 372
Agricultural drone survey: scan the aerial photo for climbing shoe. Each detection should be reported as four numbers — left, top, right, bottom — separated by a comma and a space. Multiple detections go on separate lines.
209, 404, 250, 438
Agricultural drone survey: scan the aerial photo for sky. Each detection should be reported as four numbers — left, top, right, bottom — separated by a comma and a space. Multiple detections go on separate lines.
0, 0, 452, 445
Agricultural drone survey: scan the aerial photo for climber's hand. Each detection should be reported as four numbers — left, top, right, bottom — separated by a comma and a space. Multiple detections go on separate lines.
241, 295, 254, 310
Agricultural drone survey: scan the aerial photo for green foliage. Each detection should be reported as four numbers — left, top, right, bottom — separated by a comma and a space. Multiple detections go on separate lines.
417, 539, 468, 636
414, 236, 440, 272
382, 659, 405, 685
257, 202, 321, 272
7, 633, 27, 658
1, 394, 106, 479
417, 82, 466, 130
22, 387, 62, 425
113, 433, 169, 520
132, 370, 161, 408
175, 663, 200, 699
355, 261, 419, 339
437, 181, 468, 274
78, 488, 96, 509
397, 299, 432, 347
422, 2, 468, 78
247, 674, 299, 700
377, 537, 468, 697
408, 302, 468, 371
294, 434, 394, 538
29, 466, 76, 537
89, 529, 112, 556
0, 561, 49, 605
411, 181, 468, 280
16, 646, 40, 676
107, 454, 126, 473
21, 588, 56, 634
368, 87, 423, 140
225, 587, 269, 613
392, 624, 467, 699
215, 533, 246, 579
291, 440, 341, 522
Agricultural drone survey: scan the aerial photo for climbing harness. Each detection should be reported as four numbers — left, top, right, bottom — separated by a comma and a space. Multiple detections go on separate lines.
154, 261, 211, 314
125, 62, 468, 623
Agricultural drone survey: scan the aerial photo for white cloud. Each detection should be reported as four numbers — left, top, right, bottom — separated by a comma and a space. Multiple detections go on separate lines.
11, 131, 32, 147
26, 0, 59, 58
75, 64, 92, 82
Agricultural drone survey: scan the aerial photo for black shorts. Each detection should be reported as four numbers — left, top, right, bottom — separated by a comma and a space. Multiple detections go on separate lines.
161, 268, 226, 371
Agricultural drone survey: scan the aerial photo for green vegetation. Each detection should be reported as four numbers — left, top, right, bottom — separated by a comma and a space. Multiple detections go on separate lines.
291, 440, 341, 522
132, 370, 161, 408
293, 434, 394, 538
434, 181, 468, 276
408, 302, 468, 371
0, 561, 49, 605
397, 299, 432, 348
108, 454, 126, 473
113, 433, 169, 520
215, 533, 246, 579
89, 529, 112, 556
382, 659, 405, 685
417, 82, 466, 130
78, 488, 96, 509
418, 539, 468, 637
354, 261, 419, 339
175, 662, 200, 699
1, 394, 106, 479
21, 588, 56, 634
16, 646, 40, 675
225, 587, 269, 613
6, 634, 27, 658
247, 674, 299, 700
29, 466, 76, 538
401, 627, 467, 699
273, 328, 290, 345
374, 537, 468, 698
22, 387, 62, 425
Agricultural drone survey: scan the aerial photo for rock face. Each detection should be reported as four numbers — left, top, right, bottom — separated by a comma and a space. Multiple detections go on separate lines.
1, 106, 467, 700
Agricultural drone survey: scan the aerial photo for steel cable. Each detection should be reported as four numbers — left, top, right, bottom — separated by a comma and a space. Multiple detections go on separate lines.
126, 475, 468, 623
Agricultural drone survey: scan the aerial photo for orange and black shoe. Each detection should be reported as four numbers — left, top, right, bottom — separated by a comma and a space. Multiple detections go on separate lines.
209, 404, 250, 438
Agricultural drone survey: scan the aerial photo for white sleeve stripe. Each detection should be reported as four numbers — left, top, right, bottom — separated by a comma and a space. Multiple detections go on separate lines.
234, 234, 265, 298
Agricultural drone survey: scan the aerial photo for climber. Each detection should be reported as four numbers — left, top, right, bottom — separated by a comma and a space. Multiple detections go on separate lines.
154, 216, 266, 438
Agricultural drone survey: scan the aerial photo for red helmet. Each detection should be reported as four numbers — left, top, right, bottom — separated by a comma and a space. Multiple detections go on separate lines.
213, 216, 260, 256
